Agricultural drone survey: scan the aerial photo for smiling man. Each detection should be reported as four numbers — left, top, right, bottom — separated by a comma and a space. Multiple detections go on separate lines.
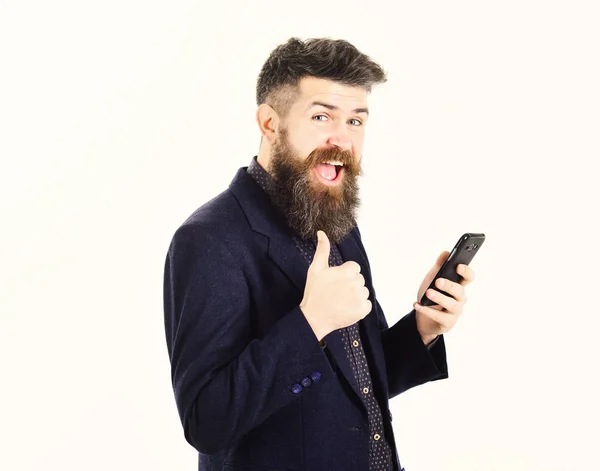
163, 37, 475, 471
259, 76, 366, 244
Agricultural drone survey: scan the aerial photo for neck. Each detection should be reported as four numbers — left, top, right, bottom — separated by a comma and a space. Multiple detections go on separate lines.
257, 143, 272, 173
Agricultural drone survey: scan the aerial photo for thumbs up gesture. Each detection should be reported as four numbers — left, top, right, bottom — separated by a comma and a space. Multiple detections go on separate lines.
300, 230, 372, 341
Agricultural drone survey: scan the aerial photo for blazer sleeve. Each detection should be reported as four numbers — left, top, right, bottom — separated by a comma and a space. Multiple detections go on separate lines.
163, 224, 333, 455
378, 303, 449, 399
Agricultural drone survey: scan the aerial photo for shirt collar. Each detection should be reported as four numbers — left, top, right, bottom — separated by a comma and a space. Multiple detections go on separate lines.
246, 155, 274, 195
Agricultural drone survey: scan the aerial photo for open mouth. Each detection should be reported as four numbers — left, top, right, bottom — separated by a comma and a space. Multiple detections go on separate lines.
314, 162, 345, 186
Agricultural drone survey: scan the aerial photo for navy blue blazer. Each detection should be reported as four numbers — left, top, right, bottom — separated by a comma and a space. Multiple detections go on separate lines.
163, 166, 449, 471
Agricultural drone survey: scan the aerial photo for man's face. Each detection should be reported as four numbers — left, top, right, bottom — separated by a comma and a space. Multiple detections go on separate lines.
266, 77, 369, 244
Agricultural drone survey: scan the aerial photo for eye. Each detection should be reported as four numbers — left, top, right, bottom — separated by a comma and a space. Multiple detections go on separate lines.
349, 118, 363, 126
312, 114, 329, 122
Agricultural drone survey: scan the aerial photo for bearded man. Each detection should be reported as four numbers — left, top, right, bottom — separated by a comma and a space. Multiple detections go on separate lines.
163, 37, 476, 471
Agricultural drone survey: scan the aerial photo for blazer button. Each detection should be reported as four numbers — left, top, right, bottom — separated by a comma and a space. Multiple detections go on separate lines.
291, 384, 303, 394
310, 372, 322, 382
301, 377, 312, 387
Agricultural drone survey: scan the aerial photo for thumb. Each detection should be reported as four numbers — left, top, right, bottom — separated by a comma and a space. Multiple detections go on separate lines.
310, 230, 331, 271
436, 250, 450, 266
425, 251, 450, 280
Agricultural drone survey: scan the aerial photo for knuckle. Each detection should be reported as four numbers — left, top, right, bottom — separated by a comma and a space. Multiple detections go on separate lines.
454, 300, 463, 314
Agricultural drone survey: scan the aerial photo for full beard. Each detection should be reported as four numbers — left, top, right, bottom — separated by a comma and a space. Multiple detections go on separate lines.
266, 128, 363, 244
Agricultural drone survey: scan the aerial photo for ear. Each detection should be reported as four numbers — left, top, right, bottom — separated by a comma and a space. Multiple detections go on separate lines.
256, 104, 280, 144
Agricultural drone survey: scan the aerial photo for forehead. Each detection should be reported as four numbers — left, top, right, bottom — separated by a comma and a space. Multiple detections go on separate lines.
294, 76, 368, 112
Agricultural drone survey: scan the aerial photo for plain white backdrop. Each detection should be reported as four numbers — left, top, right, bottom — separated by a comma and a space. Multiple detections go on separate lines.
1, 1, 599, 470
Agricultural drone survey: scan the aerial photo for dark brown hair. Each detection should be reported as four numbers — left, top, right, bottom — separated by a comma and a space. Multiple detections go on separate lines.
256, 37, 387, 116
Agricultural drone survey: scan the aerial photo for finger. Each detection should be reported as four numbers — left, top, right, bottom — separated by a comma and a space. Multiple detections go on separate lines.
355, 273, 366, 288
435, 278, 466, 303
310, 230, 331, 272
413, 302, 453, 329
457, 264, 475, 286
425, 288, 462, 315
363, 299, 373, 317
348, 274, 366, 288
340, 260, 362, 276
424, 251, 450, 280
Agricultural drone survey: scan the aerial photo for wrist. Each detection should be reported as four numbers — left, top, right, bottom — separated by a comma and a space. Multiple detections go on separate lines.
299, 303, 327, 342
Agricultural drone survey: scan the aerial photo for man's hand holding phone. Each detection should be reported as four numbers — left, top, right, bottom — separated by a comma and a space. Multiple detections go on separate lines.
413, 236, 480, 345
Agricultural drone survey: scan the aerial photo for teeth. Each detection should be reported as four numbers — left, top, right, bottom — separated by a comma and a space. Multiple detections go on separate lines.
324, 160, 344, 166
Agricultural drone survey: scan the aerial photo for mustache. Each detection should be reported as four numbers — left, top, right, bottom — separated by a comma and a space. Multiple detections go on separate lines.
303, 147, 363, 177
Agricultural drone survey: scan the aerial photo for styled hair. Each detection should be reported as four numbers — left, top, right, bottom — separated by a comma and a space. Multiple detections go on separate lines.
256, 37, 387, 117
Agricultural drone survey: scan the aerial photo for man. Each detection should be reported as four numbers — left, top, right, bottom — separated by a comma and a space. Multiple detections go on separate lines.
163, 37, 475, 471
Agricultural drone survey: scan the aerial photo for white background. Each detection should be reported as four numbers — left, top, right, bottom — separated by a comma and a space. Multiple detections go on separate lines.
1, 1, 599, 470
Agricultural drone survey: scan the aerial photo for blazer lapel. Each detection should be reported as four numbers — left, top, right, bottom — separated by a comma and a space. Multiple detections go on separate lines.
228, 167, 308, 296
229, 167, 386, 405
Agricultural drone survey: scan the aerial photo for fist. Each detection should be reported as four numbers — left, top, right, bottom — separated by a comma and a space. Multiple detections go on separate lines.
300, 230, 372, 341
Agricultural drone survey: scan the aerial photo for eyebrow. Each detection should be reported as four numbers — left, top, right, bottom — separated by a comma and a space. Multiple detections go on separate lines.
307, 101, 369, 116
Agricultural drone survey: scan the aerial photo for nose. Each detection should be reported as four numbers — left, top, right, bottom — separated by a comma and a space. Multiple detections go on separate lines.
327, 127, 353, 153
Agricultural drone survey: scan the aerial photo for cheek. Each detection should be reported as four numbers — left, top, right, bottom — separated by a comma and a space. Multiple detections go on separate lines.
297, 120, 329, 143
352, 133, 365, 152
290, 132, 324, 157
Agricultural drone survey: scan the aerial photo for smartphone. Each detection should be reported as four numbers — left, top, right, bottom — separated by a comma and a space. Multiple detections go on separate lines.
420, 233, 485, 307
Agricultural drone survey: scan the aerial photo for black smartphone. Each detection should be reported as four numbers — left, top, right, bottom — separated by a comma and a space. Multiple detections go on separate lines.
420, 233, 485, 307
